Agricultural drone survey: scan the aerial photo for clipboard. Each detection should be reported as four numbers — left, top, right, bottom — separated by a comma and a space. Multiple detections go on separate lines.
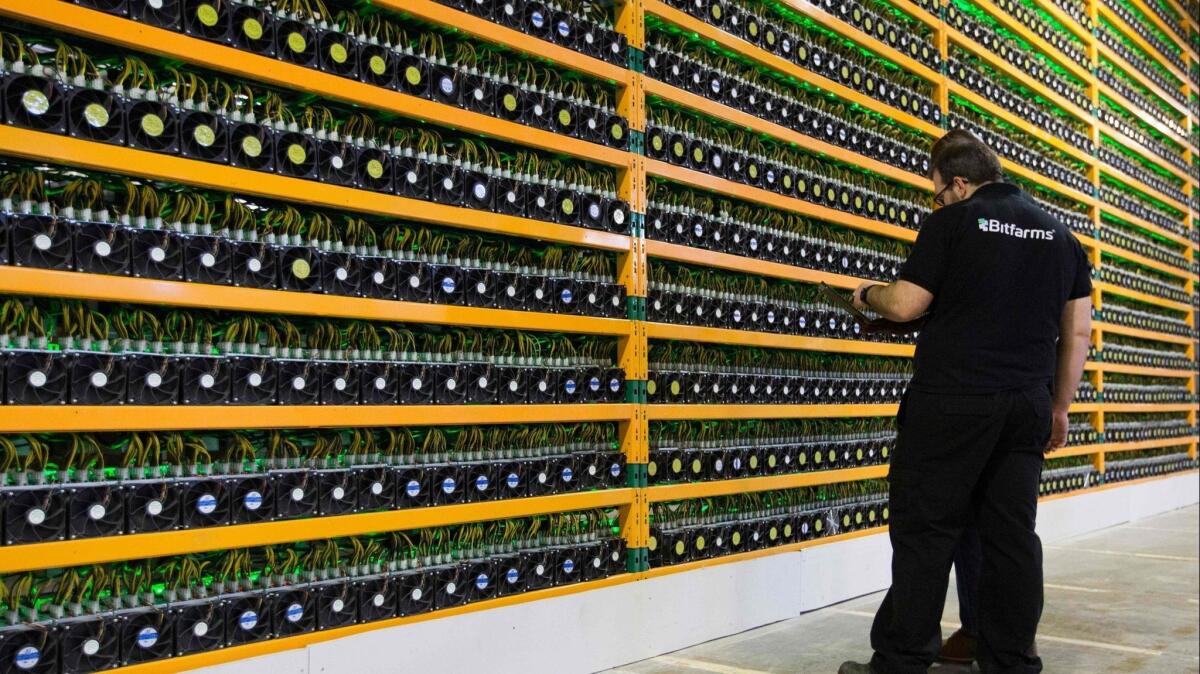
818, 283, 872, 323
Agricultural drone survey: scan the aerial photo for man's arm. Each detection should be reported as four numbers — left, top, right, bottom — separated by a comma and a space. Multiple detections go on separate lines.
1048, 297, 1092, 451
852, 280, 934, 323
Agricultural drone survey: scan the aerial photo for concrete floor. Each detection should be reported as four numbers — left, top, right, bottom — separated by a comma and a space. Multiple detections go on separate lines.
607, 505, 1199, 674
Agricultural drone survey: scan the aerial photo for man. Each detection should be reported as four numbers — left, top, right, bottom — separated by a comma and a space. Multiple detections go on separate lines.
838, 129, 1093, 674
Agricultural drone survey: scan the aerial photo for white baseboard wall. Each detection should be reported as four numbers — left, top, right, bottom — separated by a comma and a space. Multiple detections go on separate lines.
193, 472, 1198, 674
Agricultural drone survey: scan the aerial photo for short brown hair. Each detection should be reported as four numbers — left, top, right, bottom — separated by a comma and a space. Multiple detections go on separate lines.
929, 129, 1003, 185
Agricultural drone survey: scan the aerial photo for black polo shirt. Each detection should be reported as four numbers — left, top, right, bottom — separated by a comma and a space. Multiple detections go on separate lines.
899, 182, 1092, 394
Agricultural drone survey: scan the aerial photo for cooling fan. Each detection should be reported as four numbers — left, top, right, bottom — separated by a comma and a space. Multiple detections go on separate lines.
462, 558, 499, 602
356, 148, 394, 193
356, 465, 394, 511
116, 607, 174, 666
230, 3, 275, 55
272, 469, 318, 519
315, 579, 357, 629
67, 350, 125, 405
225, 592, 270, 646
396, 360, 436, 404
268, 587, 316, 638
358, 255, 398, 300
230, 239, 277, 288
179, 354, 230, 405
73, 220, 130, 275
492, 270, 526, 311
396, 569, 436, 616
394, 154, 430, 199
2, 486, 67, 544
494, 176, 526, 217
275, 19, 319, 67
179, 477, 229, 528
179, 110, 229, 163
0, 624, 58, 674
125, 98, 179, 153
316, 468, 357, 515
2, 73, 66, 133
431, 564, 469, 610
228, 354, 277, 404
273, 131, 318, 179
66, 86, 126, 145
172, 598, 226, 656
434, 362, 470, 405
183, 233, 232, 285
317, 139, 359, 187
275, 357, 321, 404
428, 164, 466, 206
125, 479, 181, 533
521, 547, 556, 590
319, 30, 360, 78
124, 352, 180, 405
492, 553, 525, 597
67, 483, 125, 539
5, 349, 69, 405
356, 574, 399, 623
462, 461, 499, 503
320, 251, 361, 296
394, 465, 435, 508
129, 226, 184, 280
429, 463, 466, 506
130, 0, 181, 27
359, 45, 396, 88
10, 212, 74, 271
318, 359, 360, 405
428, 63, 461, 106
182, 0, 231, 41
464, 361, 498, 403
228, 122, 275, 171
229, 474, 274, 524
358, 359, 400, 405
461, 71, 494, 115
274, 243, 323, 292
58, 613, 120, 673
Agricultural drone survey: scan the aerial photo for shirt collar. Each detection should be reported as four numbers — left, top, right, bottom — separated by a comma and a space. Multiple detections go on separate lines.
972, 182, 1020, 198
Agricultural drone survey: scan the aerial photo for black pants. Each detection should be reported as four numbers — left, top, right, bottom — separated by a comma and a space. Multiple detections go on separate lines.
869, 386, 1048, 674
954, 526, 982, 637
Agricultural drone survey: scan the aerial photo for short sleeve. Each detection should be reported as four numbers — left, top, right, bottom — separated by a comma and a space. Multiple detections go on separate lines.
898, 214, 950, 295
1068, 236, 1092, 300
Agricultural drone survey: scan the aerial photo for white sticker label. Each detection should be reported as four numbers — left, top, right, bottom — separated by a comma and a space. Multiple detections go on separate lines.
285, 602, 304, 623
196, 493, 217, 514
239, 610, 258, 631
136, 627, 158, 649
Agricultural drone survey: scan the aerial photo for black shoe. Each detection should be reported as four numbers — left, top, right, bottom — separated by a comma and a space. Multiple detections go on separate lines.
838, 662, 876, 674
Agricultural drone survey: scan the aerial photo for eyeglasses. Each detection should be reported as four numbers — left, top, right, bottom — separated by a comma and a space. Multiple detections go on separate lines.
932, 183, 953, 208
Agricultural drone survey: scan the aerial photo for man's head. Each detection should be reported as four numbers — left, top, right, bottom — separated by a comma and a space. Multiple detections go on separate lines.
929, 129, 1003, 208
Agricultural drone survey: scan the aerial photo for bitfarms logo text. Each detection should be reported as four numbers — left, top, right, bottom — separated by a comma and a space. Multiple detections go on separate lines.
977, 218, 1054, 241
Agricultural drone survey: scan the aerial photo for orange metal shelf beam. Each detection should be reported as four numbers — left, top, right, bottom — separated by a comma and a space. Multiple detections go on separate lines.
644, 0, 943, 137
1098, 157, 1190, 214
999, 156, 1097, 206
1091, 361, 1198, 378
0, 0, 631, 169
778, 0, 943, 83
945, 26, 1093, 126
644, 78, 932, 190
391, 0, 633, 84
0, 489, 635, 574
1039, 469, 1200, 503
1032, 0, 1096, 43
1095, 321, 1197, 345
0, 404, 637, 433
890, 0, 943, 29
647, 403, 900, 421
1098, 0, 1196, 76
0, 127, 632, 253
644, 240, 879, 291
645, 322, 916, 357
106, 573, 639, 674
641, 526, 889, 579
647, 464, 889, 501
1094, 402, 1198, 412
1098, 123, 1192, 184
947, 83, 1095, 166
1098, 82, 1192, 151
1097, 281, 1194, 312
1084, 236, 1198, 282
968, 0, 1095, 84
646, 159, 920, 244
1098, 203, 1194, 250
0, 267, 633, 336
1098, 42, 1191, 121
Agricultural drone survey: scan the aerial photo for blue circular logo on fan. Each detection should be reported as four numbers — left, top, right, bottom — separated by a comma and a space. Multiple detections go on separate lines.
475, 475, 489, 491
506, 472, 520, 489
610, 378, 621, 392
243, 491, 263, 511
562, 558, 575, 574
136, 627, 158, 649
196, 493, 217, 514
441, 477, 457, 495
557, 20, 570, 37
589, 377, 601, 392
440, 277, 456, 294
561, 288, 573, 304
286, 603, 304, 623
564, 379, 577, 395
506, 568, 520, 584
610, 463, 621, 477
239, 610, 258, 631
561, 467, 573, 483
14, 646, 39, 670
475, 573, 490, 590
531, 10, 545, 27
405, 480, 421, 498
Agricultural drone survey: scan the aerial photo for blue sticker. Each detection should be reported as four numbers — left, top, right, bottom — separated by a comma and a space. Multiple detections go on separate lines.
561, 467, 574, 483
562, 558, 575, 574
475, 475, 489, 491
505, 473, 520, 489
441, 477, 457, 495
243, 490, 263, 511
136, 627, 159, 649
14, 646, 39, 670
239, 610, 258, 631
506, 568, 520, 584
196, 493, 217, 515
475, 573, 490, 590
531, 10, 545, 27
589, 377, 601, 392
557, 20, 570, 37
609, 378, 621, 392
286, 603, 304, 623
564, 379, 577, 395
561, 288, 573, 304
610, 463, 621, 477
405, 480, 421, 498
440, 276, 457, 294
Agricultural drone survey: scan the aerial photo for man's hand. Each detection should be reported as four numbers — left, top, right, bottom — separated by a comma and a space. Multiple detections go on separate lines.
853, 282, 876, 311
1046, 409, 1069, 452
